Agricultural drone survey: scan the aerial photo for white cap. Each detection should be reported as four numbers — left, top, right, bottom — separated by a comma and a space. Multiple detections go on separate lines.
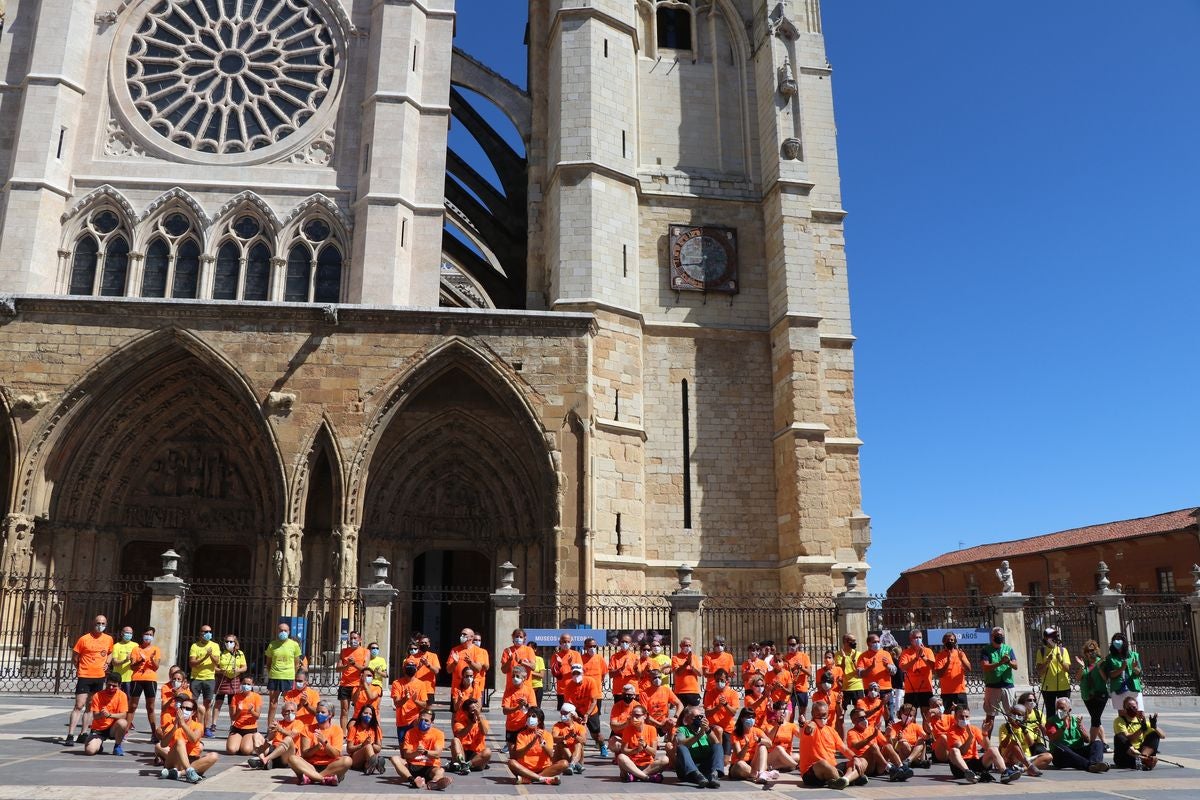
561, 703, 577, 715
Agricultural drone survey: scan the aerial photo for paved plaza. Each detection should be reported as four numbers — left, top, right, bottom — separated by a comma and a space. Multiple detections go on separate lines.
0, 695, 1196, 800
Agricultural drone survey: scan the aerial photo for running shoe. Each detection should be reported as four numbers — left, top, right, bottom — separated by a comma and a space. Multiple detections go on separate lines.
541, 776, 561, 785
322, 775, 339, 786
113, 744, 125, 757
1000, 766, 1021, 784
185, 768, 202, 784
160, 768, 178, 780
598, 743, 610, 758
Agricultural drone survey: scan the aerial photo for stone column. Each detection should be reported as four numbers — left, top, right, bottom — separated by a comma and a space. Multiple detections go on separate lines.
359, 557, 398, 666
988, 593, 1028, 688
1, 514, 35, 579
668, 564, 706, 649
490, 561, 523, 695
274, 523, 303, 615
145, 549, 187, 668
834, 568, 870, 644
1092, 561, 1125, 645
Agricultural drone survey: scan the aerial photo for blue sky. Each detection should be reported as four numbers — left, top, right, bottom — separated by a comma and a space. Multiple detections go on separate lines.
453, 2, 1200, 594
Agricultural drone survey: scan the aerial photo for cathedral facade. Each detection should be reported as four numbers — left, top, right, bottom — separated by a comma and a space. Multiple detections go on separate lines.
0, 0, 869, 602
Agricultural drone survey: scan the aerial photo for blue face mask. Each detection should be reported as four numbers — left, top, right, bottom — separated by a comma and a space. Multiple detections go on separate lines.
315, 712, 330, 724
278, 632, 289, 641
202, 632, 213, 641
418, 720, 432, 732
370, 648, 380, 657
362, 714, 373, 724
122, 632, 133, 642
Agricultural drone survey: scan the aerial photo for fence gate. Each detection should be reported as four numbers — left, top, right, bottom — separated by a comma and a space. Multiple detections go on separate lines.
392, 587, 492, 687
1119, 595, 1198, 695
700, 594, 837, 687
1024, 595, 1097, 690
872, 595, 994, 692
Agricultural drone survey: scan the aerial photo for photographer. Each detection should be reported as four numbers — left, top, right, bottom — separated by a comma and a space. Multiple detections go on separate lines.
1035, 627, 1072, 715
1045, 696, 1108, 773
1113, 696, 1165, 770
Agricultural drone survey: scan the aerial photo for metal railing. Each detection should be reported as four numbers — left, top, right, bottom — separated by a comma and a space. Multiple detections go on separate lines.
1024, 595, 1097, 690
699, 593, 837, 686
1119, 594, 1198, 695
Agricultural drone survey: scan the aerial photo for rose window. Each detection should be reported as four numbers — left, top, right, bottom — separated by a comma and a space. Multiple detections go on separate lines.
124, 0, 336, 157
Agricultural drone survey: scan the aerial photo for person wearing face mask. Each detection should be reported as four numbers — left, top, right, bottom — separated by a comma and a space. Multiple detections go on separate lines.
845, 708, 911, 781
615, 703, 670, 782
154, 666, 191, 760
110, 626, 138, 712
782, 636, 813, 724
995, 702, 1051, 777
1075, 639, 1109, 747
1035, 626, 1072, 716
608, 682, 641, 756
767, 657, 795, 712
899, 630, 936, 723
347, 704, 384, 774
580, 637, 607, 741
636, 643, 656, 693
392, 659, 434, 746
289, 700, 352, 786
1112, 695, 1164, 770
551, 702, 588, 773
351, 667, 382, 721
674, 704, 723, 788
406, 634, 443, 692
83, 672, 130, 757
367, 641, 388, 688
923, 696, 954, 763
744, 675, 772, 729
940, 705, 1020, 784
703, 668, 740, 752
560, 661, 605, 757
449, 697, 492, 774
764, 700, 800, 772
702, 636, 734, 694
854, 681, 887, 731
224, 677, 264, 756
446, 628, 485, 704
981, 626, 1019, 740
728, 707, 780, 787
187, 625, 221, 737
337, 630, 369, 730
472, 633, 489, 701
247, 700, 306, 770
451, 666, 483, 712
640, 669, 685, 741
264, 623, 302, 725
1045, 696, 1108, 772
1101, 633, 1144, 712
835, 634, 864, 734
799, 700, 866, 790
212, 633, 247, 730
502, 665, 538, 750
610, 634, 639, 691
649, 636, 672, 685
158, 697, 220, 783
672, 638, 703, 708
502, 628, 537, 692
740, 642, 768, 688
129, 627, 161, 736
550, 634, 583, 707
855, 634, 896, 723
505, 706, 568, 785
887, 703, 929, 769
933, 632, 971, 712
283, 668, 320, 729
64, 614, 114, 745
810, 669, 840, 728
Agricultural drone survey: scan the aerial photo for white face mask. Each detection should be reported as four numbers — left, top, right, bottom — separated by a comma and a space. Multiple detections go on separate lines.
716, 681, 727, 690
752, 685, 763, 694
526, 717, 538, 728
620, 642, 630, 651
180, 709, 194, 719
868, 642, 881, 652
512, 677, 523, 686
913, 638, 923, 647
513, 637, 524, 646
681, 645, 692, 654
409, 647, 419, 654
715, 644, 725, 652
868, 690, 879, 698
226, 642, 236, 651
573, 674, 583, 684
957, 718, 970, 729
559, 643, 570, 651
295, 681, 306, 689
585, 647, 597, 655
652, 677, 662, 686
1056, 709, 1068, 720
560, 713, 571, 722
283, 712, 295, 721
652, 646, 662, 655
460, 634, 470, 643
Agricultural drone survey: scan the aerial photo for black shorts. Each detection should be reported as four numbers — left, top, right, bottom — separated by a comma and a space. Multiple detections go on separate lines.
337, 686, 355, 701
131, 680, 157, 700
1030, 743, 1048, 756
942, 693, 969, 711
231, 726, 259, 736
677, 693, 701, 708
505, 729, 519, 744
841, 690, 864, 709
87, 728, 113, 742
75, 677, 105, 696
464, 750, 479, 761
905, 692, 932, 711
409, 764, 437, 780
950, 757, 984, 778
801, 762, 847, 787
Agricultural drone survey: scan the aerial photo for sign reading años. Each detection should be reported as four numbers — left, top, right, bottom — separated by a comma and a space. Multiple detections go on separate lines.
669, 224, 739, 293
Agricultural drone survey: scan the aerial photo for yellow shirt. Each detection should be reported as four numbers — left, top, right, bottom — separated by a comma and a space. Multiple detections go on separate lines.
217, 649, 247, 680
369, 656, 389, 686
531, 656, 546, 689
1036, 645, 1072, 692
1113, 714, 1151, 750
188, 641, 220, 680
836, 650, 864, 692
111, 641, 138, 682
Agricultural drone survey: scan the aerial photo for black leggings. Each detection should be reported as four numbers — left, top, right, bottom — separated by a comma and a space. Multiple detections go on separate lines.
1083, 695, 1108, 730
1041, 690, 1070, 716
1114, 732, 1161, 768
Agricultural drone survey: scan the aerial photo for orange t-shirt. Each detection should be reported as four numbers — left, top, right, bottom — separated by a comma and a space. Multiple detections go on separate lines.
703, 651, 735, 692
270, 717, 309, 747
620, 724, 659, 768
640, 684, 680, 723
451, 679, 484, 710
927, 712, 954, 741
855, 696, 886, 728
230, 690, 261, 730
515, 728, 553, 772
502, 682, 537, 732
339, 646, 369, 687
636, 658, 656, 693
560, 676, 601, 715
73, 633, 114, 679
347, 721, 382, 748
352, 684, 382, 717
284, 685, 321, 728
609, 649, 639, 685
671, 653, 703, 695
769, 722, 799, 755
404, 652, 442, 687
934, 649, 970, 695
609, 699, 637, 731
810, 689, 839, 725
741, 658, 769, 686
856, 650, 894, 691
304, 724, 345, 767
899, 646, 936, 693
169, 718, 205, 757
769, 668, 794, 704
729, 725, 767, 763
453, 710, 488, 751
131, 645, 161, 681
889, 720, 924, 746
784, 651, 813, 691
549, 648, 583, 682
704, 686, 741, 733
500, 644, 536, 689
940, 723, 983, 759
744, 687, 771, 727
846, 723, 886, 755
446, 644, 484, 687
817, 662, 843, 689
391, 678, 432, 727
581, 652, 606, 682
89, 688, 128, 731
552, 719, 586, 749
799, 722, 849, 771
158, 685, 190, 727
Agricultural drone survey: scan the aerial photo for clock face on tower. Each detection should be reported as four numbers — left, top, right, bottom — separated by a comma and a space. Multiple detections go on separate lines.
669, 225, 739, 293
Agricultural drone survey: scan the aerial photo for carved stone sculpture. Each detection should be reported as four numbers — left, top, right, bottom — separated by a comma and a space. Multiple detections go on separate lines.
782, 137, 802, 160
778, 58, 797, 97
996, 560, 1015, 594
265, 391, 296, 413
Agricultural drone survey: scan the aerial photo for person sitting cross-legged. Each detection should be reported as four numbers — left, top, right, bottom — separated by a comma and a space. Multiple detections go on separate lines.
224, 677, 264, 757
158, 697, 219, 784
798, 700, 867, 791
615, 703, 670, 783
508, 707, 569, 785
247, 701, 306, 770
887, 703, 929, 768
1045, 696, 1108, 773
389, 708, 455, 790
845, 706, 912, 781
727, 708, 781, 788
997, 702, 1052, 777
673, 704, 723, 789
551, 703, 588, 774
288, 700, 352, 786
940, 704, 1021, 785
347, 705, 385, 775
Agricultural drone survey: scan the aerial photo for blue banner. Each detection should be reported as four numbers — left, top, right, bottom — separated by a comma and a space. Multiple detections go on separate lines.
524, 628, 606, 648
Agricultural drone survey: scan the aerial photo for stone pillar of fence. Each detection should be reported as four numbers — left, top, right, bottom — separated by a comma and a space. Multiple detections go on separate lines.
1187, 565, 1200, 692
491, 561, 523, 694
145, 549, 187, 672
988, 590, 1028, 687
359, 557, 398, 666
835, 568, 870, 643
669, 564, 706, 648
1091, 560, 1125, 645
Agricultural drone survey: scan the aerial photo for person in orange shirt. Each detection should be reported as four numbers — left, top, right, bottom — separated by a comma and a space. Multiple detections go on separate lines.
845, 707, 911, 780
798, 700, 866, 790
449, 697, 492, 774
65, 614, 114, 745
451, 666, 483, 712
728, 708, 780, 787
158, 696, 219, 783
640, 669, 684, 740
129, 627, 161, 733
856, 633, 897, 720
549, 633, 583, 707
154, 668, 191, 761
406, 633, 443, 691
783, 635, 813, 723
347, 705, 384, 775
501, 665, 537, 748
289, 700, 353, 786
224, 676, 264, 756
446, 627, 485, 704
887, 702, 930, 768
703, 668, 740, 749
508, 707, 569, 785
933, 631, 971, 711
608, 682, 640, 754
609, 634, 639, 689
744, 674, 771, 728
768, 660, 794, 708
855, 682, 887, 729
671, 637, 703, 707
283, 668, 320, 730
337, 630, 369, 730
580, 635, 608, 754
898, 630, 936, 721
924, 695, 955, 763
703, 635, 735, 694
392, 661, 433, 744
500, 628, 537, 691
247, 700, 306, 770
350, 666, 382, 718
764, 701, 800, 771
83, 673, 129, 756
615, 704, 669, 782
559, 661, 604, 755
552, 703, 588, 773
740, 642, 768, 688
941, 705, 1020, 784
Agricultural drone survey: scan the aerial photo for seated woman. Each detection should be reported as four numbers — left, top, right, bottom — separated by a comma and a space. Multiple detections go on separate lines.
1113, 696, 1165, 770
507, 707, 569, 785
288, 700, 352, 786
224, 677, 264, 756
997, 703, 1052, 777
551, 703, 587, 774
449, 698, 492, 774
615, 704, 669, 783
764, 700, 800, 772
727, 708, 780, 788
158, 697, 219, 784
347, 705, 384, 774
673, 705, 723, 788
845, 707, 911, 781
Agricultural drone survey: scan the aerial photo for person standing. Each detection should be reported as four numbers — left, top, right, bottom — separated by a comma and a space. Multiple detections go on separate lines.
933, 631, 971, 712
980, 626, 1018, 740
549, 633, 582, 707
367, 640, 389, 687
531, 647, 547, 707
110, 626, 138, 723
500, 628, 537, 692
405, 634, 442, 692
1035, 626, 1072, 715
265, 622, 302, 724
856, 633, 896, 724
64, 614, 114, 745
1075, 639, 1109, 747
212, 633, 247, 728
834, 634, 863, 734
899, 630, 935, 722
130, 628, 161, 737
446, 628, 486, 705
559, 661, 604, 757
783, 635, 813, 723
609, 634, 639, 694
703, 636, 735, 694
672, 638, 703, 708
338, 630, 369, 730
187, 624, 221, 737
580, 635, 608, 753
391, 660, 434, 745
1101, 632, 1144, 711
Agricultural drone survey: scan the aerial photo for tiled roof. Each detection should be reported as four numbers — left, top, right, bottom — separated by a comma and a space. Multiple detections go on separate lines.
903, 507, 1199, 574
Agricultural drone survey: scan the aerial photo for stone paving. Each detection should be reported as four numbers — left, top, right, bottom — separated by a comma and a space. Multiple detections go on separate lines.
0, 694, 1197, 800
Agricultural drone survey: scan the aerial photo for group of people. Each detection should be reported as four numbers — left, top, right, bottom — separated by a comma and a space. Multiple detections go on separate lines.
59, 615, 1172, 789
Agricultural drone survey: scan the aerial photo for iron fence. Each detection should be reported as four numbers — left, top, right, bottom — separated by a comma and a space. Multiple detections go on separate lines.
0, 575, 151, 693
1024, 595, 1097, 691
392, 586, 492, 687
1119, 594, 1198, 695
872, 595, 994, 692
699, 593, 837, 687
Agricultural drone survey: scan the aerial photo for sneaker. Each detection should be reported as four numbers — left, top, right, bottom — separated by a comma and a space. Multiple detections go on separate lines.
413, 776, 427, 790
623, 773, 637, 783
649, 773, 664, 783
901, 766, 914, 780
913, 759, 931, 769
1000, 767, 1021, 784
887, 765, 902, 782
705, 778, 721, 789
299, 775, 313, 785
687, 771, 706, 788
247, 756, 266, 769
113, 744, 125, 757
160, 768, 178, 780
63, 734, 75, 746
517, 776, 533, 785
599, 743, 610, 758
1134, 756, 1144, 771
961, 769, 978, 785
825, 776, 850, 790
1026, 764, 1042, 777
851, 775, 868, 786
149, 733, 159, 745
978, 770, 995, 783
322, 775, 339, 786
499, 744, 510, 754
541, 777, 561, 785
185, 768, 202, 784
571, 762, 584, 774
1088, 761, 1109, 773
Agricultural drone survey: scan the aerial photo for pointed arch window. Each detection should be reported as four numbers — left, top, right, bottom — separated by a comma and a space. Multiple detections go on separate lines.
173, 238, 201, 298
67, 209, 130, 296
285, 217, 343, 303
212, 214, 274, 301
140, 212, 202, 298
656, 3, 693, 51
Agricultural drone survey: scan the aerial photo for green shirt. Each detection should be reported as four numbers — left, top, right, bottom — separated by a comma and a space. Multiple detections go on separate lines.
982, 643, 1016, 687
1080, 657, 1108, 700
1050, 713, 1084, 747
188, 641, 221, 680
677, 723, 712, 752
111, 641, 138, 682
1102, 653, 1143, 694
265, 638, 302, 680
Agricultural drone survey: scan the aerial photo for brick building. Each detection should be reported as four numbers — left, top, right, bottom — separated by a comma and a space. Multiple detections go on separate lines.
889, 508, 1200, 599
